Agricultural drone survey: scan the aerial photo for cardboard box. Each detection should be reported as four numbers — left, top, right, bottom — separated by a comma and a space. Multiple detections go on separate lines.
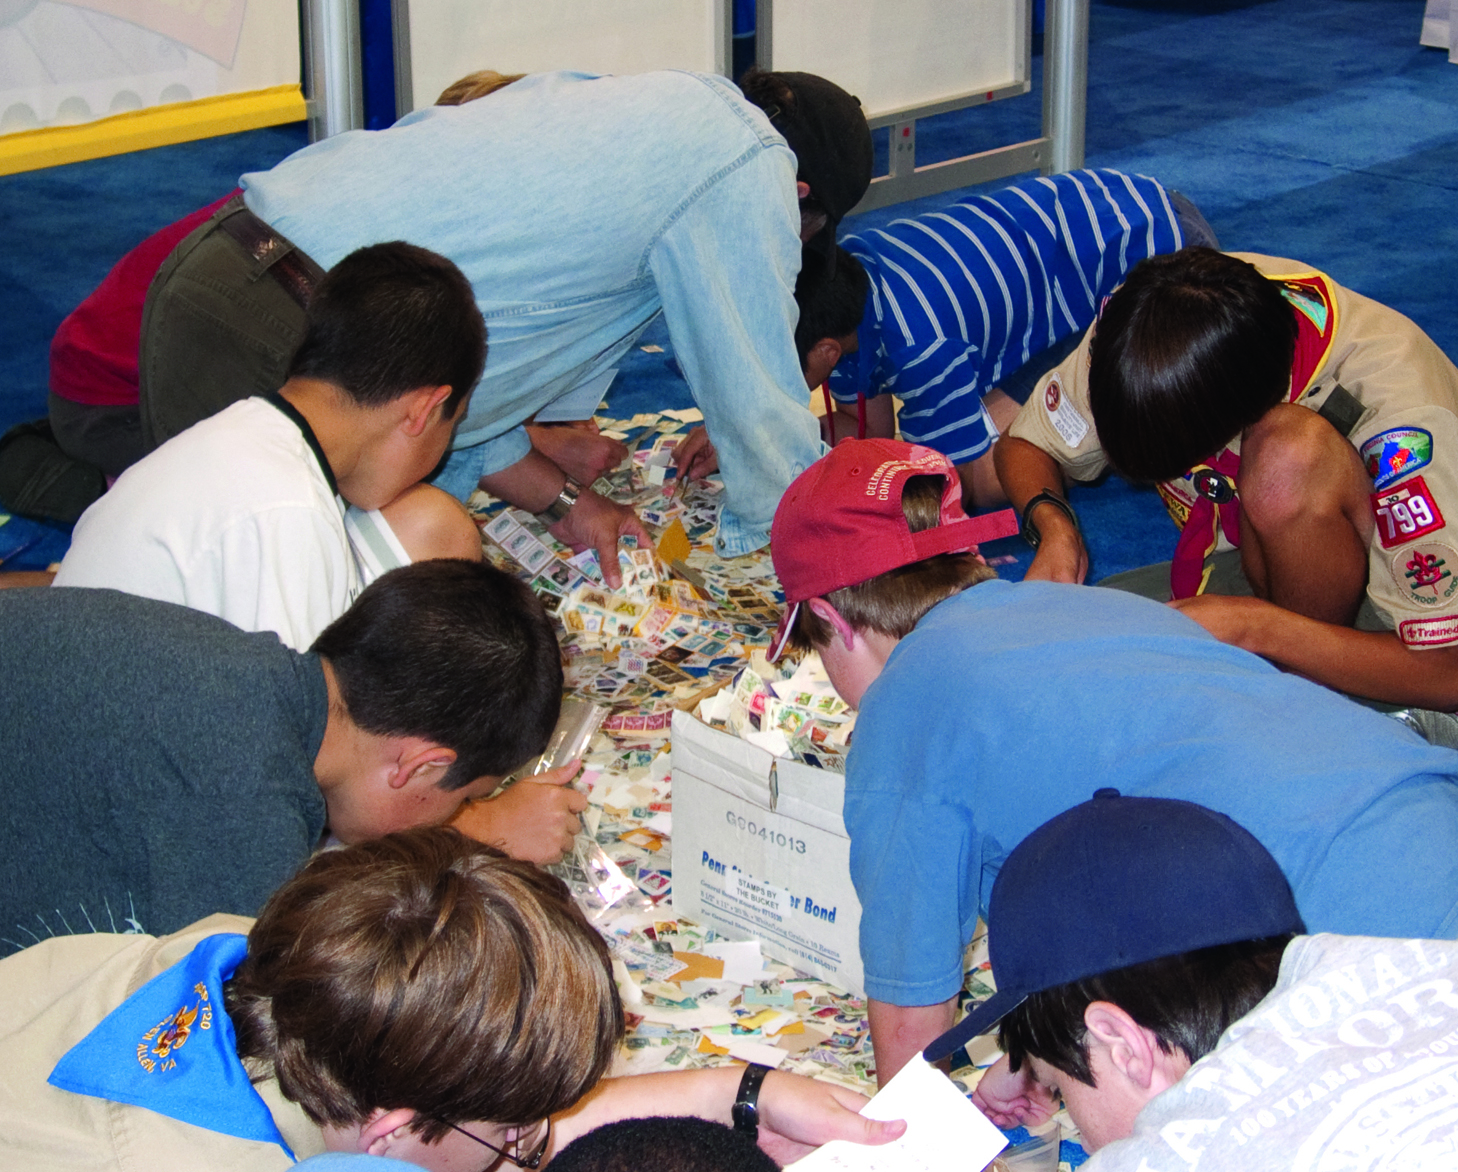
670, 709, 864, 996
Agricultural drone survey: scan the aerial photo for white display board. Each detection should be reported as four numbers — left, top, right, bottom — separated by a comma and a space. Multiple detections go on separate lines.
764, 0, 1026, 121
0, 0, 300, 135
396, 0, 728, 116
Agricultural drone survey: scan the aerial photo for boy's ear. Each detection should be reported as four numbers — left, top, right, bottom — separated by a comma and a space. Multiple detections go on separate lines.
807, 336, 847, 373
806, 596, 858, 649
400, 385, 454, 436
358, 1107, 420, 1155
388, 738, 459, 790
1084, 1001, 1168, 1092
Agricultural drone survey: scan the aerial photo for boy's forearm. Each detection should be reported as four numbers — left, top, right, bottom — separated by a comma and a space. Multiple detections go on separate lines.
478, 446, 572, 514
993, 435, 1069, 512
1173, 594, 1458, 709
866, 996, 957, 1088
555, 1067, 742, 1146
993, 436, 1087, 582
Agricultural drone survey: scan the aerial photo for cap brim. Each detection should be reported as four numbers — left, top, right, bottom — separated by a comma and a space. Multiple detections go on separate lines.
768, 601, 800, 663
921, 988, 1027, 1064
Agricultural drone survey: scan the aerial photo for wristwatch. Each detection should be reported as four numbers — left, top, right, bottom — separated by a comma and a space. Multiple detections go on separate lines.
1021, 489, 1081, 550
732, 1062, 772, 1138
535, 476, 581, 526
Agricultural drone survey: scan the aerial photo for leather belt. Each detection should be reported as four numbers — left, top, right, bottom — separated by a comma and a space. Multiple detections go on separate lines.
216, 200, 320, 310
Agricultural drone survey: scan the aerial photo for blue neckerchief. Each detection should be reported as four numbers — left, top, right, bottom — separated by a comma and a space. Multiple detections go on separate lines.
48, 933, 294, 1158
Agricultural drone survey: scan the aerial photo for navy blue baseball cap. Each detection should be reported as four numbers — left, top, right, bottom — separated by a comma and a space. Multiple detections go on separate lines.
923, 789, 1305, 1064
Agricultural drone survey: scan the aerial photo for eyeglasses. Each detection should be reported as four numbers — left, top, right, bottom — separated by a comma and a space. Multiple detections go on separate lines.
446, 1117, 552, 1171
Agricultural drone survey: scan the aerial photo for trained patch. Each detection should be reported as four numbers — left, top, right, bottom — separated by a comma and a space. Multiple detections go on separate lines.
1041, 372, 1089, 447
1361, 427, 1433, 490
1372, 476, 1445, 549
1398, 615, 1458, 648
1393, 541, 1458, 608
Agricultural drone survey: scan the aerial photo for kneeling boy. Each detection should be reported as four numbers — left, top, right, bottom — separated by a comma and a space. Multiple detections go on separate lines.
932, 791, 1458, 1167
54, 240, 487, 652
769, 439, 1458, 1083
0, 560, 572, 947
794, 169, 1197, 509
996, 247, 1458, 710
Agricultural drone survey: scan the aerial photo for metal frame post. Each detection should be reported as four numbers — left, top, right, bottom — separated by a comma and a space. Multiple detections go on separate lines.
1042, 0, 1088, 174
301, 0, 365, 140
390, 0, 415, 118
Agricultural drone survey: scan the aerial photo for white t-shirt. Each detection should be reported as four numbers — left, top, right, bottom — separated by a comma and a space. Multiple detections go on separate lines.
54, 397, 409, 650
1087, 933, 1458, 1171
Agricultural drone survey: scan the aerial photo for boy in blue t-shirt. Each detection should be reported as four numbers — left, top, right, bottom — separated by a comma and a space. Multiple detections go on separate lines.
792, 169, 1199, 509
768, 438, 1458, 1087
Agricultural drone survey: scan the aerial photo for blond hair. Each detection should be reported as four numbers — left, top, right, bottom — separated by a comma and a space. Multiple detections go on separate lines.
436, 70, 526, 106
787, 475, 995, 653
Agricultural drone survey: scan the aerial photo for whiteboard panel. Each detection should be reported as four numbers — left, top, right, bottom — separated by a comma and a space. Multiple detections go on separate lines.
402, 0, 726, 114
0, 0, 300, 134
766, 0, 1026, 121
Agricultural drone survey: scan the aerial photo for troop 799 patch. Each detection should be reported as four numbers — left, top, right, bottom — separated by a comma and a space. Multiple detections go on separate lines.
1371, 476, 1445, 550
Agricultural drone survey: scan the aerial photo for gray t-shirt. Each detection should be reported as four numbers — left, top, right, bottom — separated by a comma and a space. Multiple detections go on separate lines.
1088, 933, 1458, 1170
0, 587, 328, 954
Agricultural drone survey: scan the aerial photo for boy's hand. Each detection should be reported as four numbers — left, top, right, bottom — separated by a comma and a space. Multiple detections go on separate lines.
527, 422, 629, 484
672, 427, 718, 482
970, 1055, 1059, 1129
450, 761, 587, 864
548, 489, 651, 589
1024, 514, 1088, 585
757, 1071, 906, 1164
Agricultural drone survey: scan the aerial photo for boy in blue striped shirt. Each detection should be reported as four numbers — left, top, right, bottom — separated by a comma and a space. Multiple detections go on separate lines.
797, 169, 1205, 508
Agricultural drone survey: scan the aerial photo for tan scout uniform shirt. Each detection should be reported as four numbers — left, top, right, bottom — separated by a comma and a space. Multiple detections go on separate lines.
1008, 252, 1458, 648
0, 915, 326, 1171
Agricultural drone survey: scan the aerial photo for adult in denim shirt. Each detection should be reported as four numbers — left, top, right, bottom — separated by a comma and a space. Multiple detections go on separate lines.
238, 69, 871, 561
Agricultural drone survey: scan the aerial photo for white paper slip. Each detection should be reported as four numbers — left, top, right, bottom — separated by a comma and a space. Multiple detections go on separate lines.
703, 940, 774, 984
786, 1054, 1007, 1172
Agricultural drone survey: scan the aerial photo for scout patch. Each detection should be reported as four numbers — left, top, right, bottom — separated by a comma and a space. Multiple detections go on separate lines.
1398, 615, 1458, 648
1041, 372, 1089, 447
1361, 427, 1433, 490
1393, 542, 1458, 608
1372, 476, 1445, 549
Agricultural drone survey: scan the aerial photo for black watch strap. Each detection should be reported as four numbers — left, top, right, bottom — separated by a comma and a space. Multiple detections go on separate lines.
731, 1062, 771, 1137
1021, 489, 1080, 550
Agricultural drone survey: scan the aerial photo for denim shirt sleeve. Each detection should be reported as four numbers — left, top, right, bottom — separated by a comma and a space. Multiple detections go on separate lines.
429, 425, 532, 503
649, 144, 826, 557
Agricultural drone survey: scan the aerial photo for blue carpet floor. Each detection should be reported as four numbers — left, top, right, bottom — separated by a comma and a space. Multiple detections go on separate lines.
2, 0, 1454, 574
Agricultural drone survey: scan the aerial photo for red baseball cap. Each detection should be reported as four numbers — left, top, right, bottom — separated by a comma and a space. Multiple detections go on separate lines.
768, 439, 1019, 660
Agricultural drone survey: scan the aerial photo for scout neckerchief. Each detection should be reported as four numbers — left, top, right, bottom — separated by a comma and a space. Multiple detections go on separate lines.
48, 933, 294, 1157
1169, 271, 1340, 599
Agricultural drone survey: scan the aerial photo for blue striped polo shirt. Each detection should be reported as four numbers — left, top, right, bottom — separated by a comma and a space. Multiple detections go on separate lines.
831, 169, 1184, 463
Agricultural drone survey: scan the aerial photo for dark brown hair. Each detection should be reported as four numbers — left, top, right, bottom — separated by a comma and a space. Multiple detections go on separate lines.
794, 245, 869, 368
311, 559, 563, 789
786, 475, 995, 654
997, 935, 1291, 1087
1088, 248, 1297, 482
225, 828, 623, 1141
287, 241, 486, 418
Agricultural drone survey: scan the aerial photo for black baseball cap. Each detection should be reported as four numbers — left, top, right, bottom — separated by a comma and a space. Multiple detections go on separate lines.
744, 69, 873, 264
923, 789, 1306, 1064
